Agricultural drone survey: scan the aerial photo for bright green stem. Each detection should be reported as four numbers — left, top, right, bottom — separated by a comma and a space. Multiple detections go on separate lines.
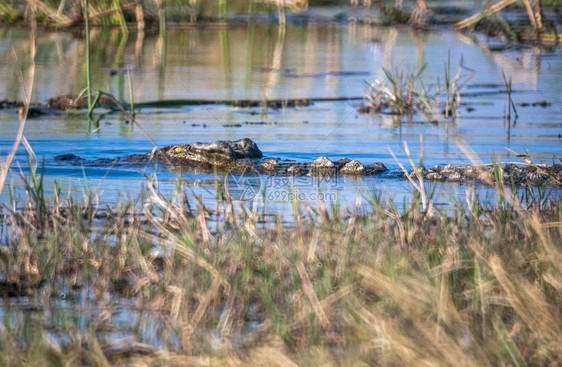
85, 0, 92, 116
128, 68, 135, 119
112, 0, 128, 35
88, 91, 101, 118
219, 0, 227, 20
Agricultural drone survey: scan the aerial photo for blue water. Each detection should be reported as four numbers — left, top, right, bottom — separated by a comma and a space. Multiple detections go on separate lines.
0, 24, 561, 209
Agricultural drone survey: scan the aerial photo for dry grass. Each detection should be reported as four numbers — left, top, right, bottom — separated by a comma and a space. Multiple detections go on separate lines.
0, 0, 309, 29
0, 164, 561, 366
0, 0, 36, 195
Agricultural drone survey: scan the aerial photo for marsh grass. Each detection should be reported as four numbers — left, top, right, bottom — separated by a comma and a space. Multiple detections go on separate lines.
362, 64, 432, 116
502, 69, 518, 123
361, 58, 474, 121
0, 158, 561, 365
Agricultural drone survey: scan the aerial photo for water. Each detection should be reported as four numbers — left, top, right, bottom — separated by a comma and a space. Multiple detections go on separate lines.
0, 17, 561, 358
1, 24, 561, 210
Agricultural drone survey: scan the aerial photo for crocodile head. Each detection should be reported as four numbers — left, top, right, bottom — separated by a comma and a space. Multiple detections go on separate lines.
159, 138, 263, 167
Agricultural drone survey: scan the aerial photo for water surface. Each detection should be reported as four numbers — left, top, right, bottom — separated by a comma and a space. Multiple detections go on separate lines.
1, 24, 561, 209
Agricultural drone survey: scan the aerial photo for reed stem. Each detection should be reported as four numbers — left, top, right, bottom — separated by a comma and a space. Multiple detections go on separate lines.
87, 90, 101, 118
112, 0, 128, 35
278, 1, 286, 26
85, 0, 92, 117
219, 0, 227, 20
128, 68, 135, 119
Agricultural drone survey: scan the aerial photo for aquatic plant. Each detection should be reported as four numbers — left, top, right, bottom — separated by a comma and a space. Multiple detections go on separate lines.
440, 53, 474, 119
361, 57, 474, 121
361, 64, 432, 116
502, 69, 518, 123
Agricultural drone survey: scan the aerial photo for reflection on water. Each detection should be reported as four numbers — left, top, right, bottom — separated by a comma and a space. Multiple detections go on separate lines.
0, 24, 561, 207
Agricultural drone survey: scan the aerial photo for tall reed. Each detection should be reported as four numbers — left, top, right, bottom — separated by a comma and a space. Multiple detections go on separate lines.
127, 67, 135, 119
0, 0, 36, 195
85, 0, 92, 117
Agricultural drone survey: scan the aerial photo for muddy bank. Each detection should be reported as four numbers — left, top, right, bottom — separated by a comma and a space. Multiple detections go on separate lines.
6, 95, 363, 115
46, 94, 322, 110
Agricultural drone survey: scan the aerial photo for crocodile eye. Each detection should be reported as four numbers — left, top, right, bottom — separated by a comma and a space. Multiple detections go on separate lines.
174, 146, 184, 153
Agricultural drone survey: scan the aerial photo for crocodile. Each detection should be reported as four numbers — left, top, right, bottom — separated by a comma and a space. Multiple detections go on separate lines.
418, 163, 562, 187
53, 138, 562, 186
54, 138, 388, 177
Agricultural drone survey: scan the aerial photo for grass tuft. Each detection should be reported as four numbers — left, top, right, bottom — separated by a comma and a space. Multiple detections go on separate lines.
0, 162, 561, 365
